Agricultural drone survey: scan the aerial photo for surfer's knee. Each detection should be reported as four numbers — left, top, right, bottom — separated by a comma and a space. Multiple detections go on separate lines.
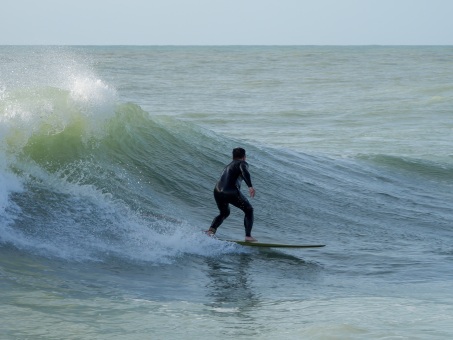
221, 207, 231, 219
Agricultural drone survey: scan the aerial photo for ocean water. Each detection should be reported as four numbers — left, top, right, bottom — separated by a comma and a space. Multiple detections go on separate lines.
1, 46, 453, 339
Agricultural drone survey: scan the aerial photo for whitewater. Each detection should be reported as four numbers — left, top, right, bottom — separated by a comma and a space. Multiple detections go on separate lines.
1, 46, 453, 339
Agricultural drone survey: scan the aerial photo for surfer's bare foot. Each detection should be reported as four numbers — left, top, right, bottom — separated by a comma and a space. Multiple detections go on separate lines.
245, 236, 257, 242
204, 228, 216, 237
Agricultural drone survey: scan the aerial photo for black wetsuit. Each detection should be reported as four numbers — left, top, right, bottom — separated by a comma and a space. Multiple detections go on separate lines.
210, 159, 254, 236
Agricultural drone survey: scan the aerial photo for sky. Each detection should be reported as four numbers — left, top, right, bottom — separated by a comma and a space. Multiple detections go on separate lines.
2, 0, 453, 45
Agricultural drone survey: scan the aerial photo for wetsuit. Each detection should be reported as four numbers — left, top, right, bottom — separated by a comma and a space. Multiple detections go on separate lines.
210, 159, 254, 236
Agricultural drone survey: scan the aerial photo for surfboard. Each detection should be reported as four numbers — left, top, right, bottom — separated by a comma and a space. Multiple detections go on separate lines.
225, 240, 325, 248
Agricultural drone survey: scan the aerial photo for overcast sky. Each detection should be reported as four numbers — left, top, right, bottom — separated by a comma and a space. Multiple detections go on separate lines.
2, 0, 453, 45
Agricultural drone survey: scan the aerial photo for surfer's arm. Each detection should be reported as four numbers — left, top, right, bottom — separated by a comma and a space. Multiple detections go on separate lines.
239, 161, 255, 197
239, 161, 253, 187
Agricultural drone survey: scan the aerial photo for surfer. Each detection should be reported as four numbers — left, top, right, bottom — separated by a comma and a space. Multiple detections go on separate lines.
206, 147, 257, 242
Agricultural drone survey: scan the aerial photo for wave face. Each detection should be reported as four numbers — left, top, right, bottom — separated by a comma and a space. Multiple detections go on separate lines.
1, 46, 452, 266
1, 86, 451, 263
0, 86, 243, 262
0, 50, 225, 262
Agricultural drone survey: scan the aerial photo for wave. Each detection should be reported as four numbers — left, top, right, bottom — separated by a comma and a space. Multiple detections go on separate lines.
358, 154, 453, 183
1, 63, 451, 264
0, 77, 250, 262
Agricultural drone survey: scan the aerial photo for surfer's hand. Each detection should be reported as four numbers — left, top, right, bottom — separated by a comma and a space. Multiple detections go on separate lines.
249, 187, 255, 198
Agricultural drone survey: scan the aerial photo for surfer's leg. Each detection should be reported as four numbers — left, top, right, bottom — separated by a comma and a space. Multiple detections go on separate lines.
209, 191, 230, 233
243, 205, 254, 237
230, 193, 254, 237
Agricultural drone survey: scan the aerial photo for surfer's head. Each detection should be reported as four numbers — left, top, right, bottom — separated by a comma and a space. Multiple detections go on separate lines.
232, 147, 246, 160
